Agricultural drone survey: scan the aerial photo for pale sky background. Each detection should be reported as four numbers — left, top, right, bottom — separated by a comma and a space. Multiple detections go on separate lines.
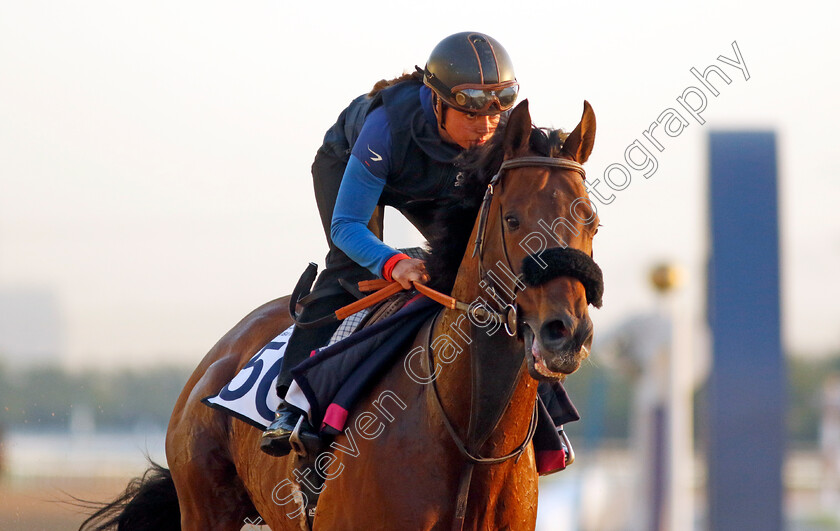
0, 0, 838, 370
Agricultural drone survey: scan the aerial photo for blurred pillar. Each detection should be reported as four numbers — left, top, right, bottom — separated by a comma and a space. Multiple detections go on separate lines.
650, 264, 694, 531
707, 132, 784, 530
821, 375, 840, 520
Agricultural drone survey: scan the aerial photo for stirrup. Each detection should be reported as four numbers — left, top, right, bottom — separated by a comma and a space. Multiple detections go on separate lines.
289, 415, 309, 457
559, 428, 575, 466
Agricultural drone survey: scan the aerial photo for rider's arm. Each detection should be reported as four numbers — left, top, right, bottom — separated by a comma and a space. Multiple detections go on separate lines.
331, 156, 406, 277
330, 107, 408, 278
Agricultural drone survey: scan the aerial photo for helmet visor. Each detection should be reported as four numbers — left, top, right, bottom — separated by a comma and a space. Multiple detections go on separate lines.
449, 81, 519, 114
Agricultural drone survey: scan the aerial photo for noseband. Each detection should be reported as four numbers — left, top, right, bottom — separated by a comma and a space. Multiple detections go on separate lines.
471, 156, 604, 335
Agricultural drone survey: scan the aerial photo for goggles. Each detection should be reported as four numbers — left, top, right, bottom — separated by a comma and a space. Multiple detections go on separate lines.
423, 66, 519, 115
447, 81, 519, 114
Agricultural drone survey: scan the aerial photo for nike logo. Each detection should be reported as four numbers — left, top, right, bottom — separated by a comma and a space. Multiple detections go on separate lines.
367, 145, 383, 162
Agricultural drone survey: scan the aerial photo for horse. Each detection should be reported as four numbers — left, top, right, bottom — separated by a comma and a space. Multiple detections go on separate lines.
79, 98, 600, 531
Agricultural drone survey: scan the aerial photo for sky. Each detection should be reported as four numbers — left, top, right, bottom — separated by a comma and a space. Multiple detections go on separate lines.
0, 0, 838, 369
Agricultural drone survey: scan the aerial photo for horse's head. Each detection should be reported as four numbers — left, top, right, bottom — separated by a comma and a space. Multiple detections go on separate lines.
478, 100, 602, 380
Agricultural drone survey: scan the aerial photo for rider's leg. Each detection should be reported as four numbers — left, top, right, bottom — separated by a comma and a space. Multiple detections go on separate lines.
261, 148, 383, 457
311, 147, 384, 248
538, 380, 581, 426
275, 145, 381, 389
260, 264, 370, 457
259, 314, 345, 456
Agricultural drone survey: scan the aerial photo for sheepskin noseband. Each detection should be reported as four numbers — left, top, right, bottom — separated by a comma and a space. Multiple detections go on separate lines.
521, 248, 604, 308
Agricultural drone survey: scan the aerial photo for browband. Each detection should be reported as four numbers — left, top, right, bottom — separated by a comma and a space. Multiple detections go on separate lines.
498, 156, 586, 179
473, 156, 586, 259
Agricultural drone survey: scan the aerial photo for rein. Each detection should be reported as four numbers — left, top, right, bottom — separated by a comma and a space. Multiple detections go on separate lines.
435, 156, 588, 531
422, 312, 540, 466
290, 273, 506, 329
343, 157, 592, 328
288, 156, 592, 530
426, 156, 587, 531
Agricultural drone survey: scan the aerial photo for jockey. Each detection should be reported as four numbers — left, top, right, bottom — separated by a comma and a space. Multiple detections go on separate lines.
261, 31, 519, 457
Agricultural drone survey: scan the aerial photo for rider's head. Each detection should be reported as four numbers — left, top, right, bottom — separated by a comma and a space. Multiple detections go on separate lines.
423, 32, 518, 148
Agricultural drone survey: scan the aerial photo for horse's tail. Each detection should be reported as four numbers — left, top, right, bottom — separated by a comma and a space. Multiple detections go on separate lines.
77, 460, 180, 531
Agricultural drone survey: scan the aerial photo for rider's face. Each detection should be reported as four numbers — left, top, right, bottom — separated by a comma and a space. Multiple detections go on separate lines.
443, 108, 501, 149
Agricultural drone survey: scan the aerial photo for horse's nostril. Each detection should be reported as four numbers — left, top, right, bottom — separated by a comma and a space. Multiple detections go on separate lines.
541, 318, 571, 345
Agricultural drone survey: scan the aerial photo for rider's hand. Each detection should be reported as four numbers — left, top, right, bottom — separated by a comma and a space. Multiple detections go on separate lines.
391, 258, 430, 290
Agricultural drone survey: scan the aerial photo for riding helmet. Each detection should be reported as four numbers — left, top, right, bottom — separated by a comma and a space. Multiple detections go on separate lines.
422, 32, 518, 115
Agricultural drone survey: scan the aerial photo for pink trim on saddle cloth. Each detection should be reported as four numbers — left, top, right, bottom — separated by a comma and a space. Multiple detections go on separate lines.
535, 449, 567, 474
322, 403, 350, 431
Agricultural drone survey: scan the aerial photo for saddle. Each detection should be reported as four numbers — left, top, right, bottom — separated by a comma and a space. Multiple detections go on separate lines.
360, 289, 418, 327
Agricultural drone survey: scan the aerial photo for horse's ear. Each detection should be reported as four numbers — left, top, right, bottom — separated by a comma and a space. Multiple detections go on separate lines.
503, 99, 532, 159
561, 100, 596, 164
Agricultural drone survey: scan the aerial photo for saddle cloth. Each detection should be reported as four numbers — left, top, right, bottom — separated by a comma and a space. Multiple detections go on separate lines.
201, 326, 291, 428
203, 294, 578, 474
200, 295, 419, 429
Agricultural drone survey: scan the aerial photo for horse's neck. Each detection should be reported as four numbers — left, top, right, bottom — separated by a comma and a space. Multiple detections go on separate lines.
431, 256, 538, 455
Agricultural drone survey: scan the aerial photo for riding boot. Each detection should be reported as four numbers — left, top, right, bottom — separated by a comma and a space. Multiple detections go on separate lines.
260, 255, 373, 456
260, 289, 352, 457
260, 400, 320, 457
259, 328, 338, 456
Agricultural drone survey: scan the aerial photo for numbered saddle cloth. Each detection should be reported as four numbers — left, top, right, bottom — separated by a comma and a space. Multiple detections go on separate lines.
201, 326, 293, 428
203, 295, 579, 474
198, 293, 421, 428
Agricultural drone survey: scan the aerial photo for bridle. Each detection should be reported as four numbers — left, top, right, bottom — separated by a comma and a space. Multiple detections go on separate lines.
287, 155, 599, 530
470, 156, 589, 336
426, 155, 595, 531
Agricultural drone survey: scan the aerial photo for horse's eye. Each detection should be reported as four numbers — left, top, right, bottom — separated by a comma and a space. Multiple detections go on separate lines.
505, 214, 520, 231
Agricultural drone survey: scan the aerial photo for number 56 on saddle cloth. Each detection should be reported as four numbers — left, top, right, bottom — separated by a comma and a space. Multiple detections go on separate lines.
205, 293, 579, 475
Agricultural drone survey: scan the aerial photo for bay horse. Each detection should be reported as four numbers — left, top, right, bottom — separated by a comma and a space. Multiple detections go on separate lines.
80, 99, 600, 531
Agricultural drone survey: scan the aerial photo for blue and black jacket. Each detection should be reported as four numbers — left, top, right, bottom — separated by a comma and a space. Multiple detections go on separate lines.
317, 79, 462, 278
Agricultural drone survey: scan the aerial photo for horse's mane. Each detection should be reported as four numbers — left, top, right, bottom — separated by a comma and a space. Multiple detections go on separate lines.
425, 123, 569, 293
